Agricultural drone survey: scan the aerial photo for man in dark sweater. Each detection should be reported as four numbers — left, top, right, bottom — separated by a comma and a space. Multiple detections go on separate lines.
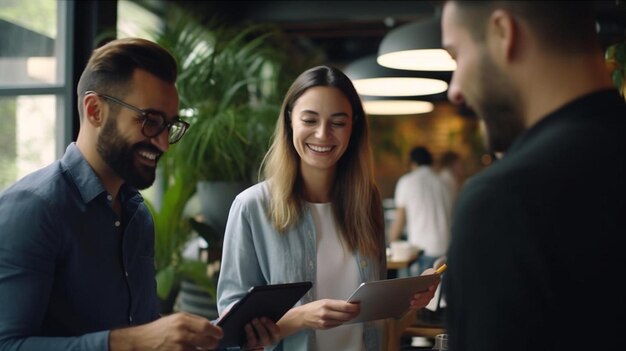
441, 2, 626, 351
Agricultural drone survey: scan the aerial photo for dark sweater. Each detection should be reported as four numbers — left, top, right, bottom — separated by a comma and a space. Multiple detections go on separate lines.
445, 90, 626, 351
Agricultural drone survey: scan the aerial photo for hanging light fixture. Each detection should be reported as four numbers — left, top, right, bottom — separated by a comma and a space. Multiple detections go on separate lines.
377, 12, 456, 71
344, 55, 448, 97
361, 96, 434, 116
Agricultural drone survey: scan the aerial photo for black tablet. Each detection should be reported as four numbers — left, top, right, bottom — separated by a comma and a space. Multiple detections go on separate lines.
216, 281, 313, 348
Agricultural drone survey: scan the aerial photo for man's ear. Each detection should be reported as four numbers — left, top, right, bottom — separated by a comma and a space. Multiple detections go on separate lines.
83, 94, 105, 127
488, 9, 517, 64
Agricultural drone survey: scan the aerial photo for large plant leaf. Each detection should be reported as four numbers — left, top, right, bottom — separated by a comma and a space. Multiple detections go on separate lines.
156, 265, 177, 300
146, 167, 197, 272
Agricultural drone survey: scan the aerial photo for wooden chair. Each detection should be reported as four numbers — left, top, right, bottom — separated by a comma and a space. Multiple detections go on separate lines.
385, 309, 419, 351
385, 309, 446, 351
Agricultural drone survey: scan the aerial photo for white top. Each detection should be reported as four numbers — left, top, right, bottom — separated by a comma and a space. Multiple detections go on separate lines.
309, 202, 364, 351
438, 168, 460, 211
439, 168, 458, 196
394, 166, 453, 256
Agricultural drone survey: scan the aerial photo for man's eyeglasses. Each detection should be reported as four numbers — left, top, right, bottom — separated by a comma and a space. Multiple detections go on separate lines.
85, 91, 189, 144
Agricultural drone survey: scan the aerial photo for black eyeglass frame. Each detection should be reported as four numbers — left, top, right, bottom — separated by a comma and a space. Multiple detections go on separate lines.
84, 90, 189, 144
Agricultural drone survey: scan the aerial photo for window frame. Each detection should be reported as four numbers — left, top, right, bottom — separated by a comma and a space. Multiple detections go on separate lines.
0, 1, 73, 160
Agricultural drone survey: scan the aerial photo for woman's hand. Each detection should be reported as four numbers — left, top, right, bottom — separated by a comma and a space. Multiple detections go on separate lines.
277, 299, 360, 337
242, 317, 281, 350
409, 268, 441, 309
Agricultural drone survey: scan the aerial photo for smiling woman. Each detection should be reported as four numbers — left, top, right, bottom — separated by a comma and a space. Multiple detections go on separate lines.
290, 86, 353, 182
216, 65, 440, 351
217, 65, 387, 351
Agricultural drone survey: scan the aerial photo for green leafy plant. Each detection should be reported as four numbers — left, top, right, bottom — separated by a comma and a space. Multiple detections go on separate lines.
606, 42, 626, 97
144, 167, 216, 301
155, 8, 295, 183
144, 6, 307, 307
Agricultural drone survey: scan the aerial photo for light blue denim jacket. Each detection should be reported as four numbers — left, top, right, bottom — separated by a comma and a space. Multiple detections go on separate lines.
217, 181, 387, 351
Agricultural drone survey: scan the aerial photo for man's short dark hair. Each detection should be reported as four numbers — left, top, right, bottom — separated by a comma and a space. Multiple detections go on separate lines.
440, 151, 460, 167
448, 1, 598, 55
76, 38, 178, 121
410, 146, 433, 166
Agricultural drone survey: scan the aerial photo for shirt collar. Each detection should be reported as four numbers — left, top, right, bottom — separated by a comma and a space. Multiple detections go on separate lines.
60, 142, 141, 204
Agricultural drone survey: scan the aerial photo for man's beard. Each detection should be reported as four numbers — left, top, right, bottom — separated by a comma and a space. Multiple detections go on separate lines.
473, 53, 526, 154
97, 115, 158, 190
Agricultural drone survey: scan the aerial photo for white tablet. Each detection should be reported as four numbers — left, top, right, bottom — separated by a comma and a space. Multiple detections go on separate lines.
345, 273, 441, 324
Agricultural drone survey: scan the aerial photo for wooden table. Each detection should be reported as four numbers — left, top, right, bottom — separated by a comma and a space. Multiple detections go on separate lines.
386, 250, 421, 278
387, 252, 419, 270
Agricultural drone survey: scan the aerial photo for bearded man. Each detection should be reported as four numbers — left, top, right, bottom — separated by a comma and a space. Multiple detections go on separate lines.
441, 2, 626, 351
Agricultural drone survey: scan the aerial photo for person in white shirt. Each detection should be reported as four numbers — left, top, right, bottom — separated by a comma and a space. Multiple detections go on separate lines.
388, 146, 453, 275
437, 150, 465, 204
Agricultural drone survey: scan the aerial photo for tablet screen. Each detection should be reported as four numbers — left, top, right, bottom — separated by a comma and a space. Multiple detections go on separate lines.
216, 281, 312, 348
345, 273, 441, 324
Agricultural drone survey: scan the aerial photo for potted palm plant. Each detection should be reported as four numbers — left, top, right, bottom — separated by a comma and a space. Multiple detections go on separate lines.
144, 166, 212, 313
147, 6, 306, 314
157, 8, 298, 234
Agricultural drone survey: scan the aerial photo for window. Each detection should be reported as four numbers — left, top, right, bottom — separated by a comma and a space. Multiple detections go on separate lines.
0, 0, 70, 191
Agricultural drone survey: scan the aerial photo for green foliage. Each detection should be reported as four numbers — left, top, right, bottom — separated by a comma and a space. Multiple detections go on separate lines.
145, 5, 305, 304
155, 255, 216, 301
145, 167, 220, 301
154, 7, 292, 183
0, 0, 57, 37
606, 42, 626, 96
145, 168, 195, 273
144, 167, 204, 300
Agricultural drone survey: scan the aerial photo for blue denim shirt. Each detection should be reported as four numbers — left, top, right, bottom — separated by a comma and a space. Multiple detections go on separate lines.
217, 182, 386, 351
0, 143, 159, 351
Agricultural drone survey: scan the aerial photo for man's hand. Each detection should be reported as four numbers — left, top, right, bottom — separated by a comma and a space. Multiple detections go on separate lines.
110, 312, 223, 350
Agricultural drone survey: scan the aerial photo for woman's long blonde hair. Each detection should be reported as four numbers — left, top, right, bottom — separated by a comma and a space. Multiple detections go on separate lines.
260, 65, 384, 259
